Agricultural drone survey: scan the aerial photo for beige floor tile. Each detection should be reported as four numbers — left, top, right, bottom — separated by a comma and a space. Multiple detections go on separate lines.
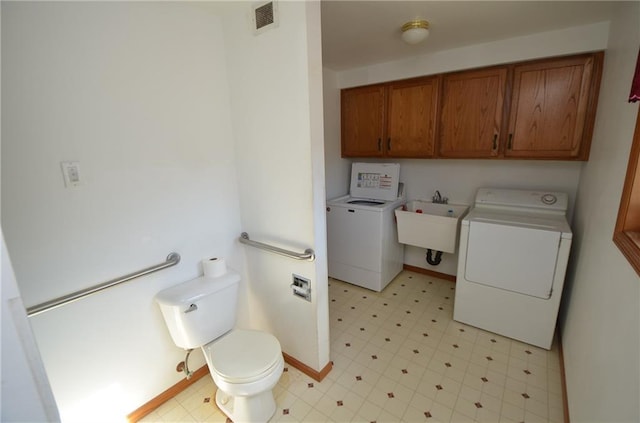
549, 405, 566, 423
452, 395, 480, 420
476, 407, 501, 423
158, 403, 190, 422
434, 388, 458, 409
314, 392, 338, 413
341, 390, 366, 413
154, 398, 182, 417
302, 408, 332, 423
479, 391, 504, 414
138, 411, 161, 422
328, 401, 358, 422
354, 399, 382, 422
284, 397, 313, 421
482, 379, 506, 401
428, 400, 454, 422
297, 384, 325, 407
525, 397, 550, 420
376, 409, 403, 423
458, 384, 482, 403
500, 401, 526, 422
502, 387, 527, 409
524, 408, 551, 423
402, 405, 433, 422
505, 376, 527, 394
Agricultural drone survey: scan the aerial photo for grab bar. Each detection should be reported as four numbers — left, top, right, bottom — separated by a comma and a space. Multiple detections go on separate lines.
239, 232, 315, 262
26, 252, 181, 317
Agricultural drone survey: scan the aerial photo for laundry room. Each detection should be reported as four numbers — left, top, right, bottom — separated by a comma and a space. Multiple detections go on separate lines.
322, 1, 639, 422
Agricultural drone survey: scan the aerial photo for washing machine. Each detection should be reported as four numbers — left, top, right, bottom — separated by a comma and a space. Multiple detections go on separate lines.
454, 188, 572, 349
327, 163, 405, 292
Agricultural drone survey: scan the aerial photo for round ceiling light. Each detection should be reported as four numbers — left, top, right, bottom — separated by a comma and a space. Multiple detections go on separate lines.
401, 19, 430, 45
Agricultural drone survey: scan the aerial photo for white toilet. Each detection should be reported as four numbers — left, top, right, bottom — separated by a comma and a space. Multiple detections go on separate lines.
155, 270, 284, 423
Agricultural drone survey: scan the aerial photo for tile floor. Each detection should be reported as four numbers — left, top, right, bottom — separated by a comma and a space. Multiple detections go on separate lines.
140, 271, 565, 423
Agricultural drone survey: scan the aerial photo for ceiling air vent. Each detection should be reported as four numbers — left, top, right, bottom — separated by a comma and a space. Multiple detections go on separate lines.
252, 1, 279, 35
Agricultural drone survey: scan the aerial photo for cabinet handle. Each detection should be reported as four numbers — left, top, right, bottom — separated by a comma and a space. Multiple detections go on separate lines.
492, 134, 498, 150
377, 138, 382, 151
507, 134, 513, 149
387, 138, 391, 151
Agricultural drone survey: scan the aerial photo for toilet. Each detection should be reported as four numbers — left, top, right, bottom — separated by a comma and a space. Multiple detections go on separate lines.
155, 270, 284, 423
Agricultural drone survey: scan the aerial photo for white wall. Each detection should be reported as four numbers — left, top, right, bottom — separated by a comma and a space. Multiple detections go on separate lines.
220, 1, 330, 372
323, 68, 351, 200
561, 2, 640, 421
1, 232, 60, 422
2, 3, 243, 420
325, 22, 609, 275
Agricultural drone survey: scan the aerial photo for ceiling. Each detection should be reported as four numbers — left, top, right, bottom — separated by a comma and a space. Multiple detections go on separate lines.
321, 1, 616, 71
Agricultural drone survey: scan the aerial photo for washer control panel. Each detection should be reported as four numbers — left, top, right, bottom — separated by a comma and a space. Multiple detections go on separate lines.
475, 188, 568, 213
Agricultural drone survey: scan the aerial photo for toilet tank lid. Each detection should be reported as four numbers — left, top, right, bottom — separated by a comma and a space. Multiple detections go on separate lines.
155, 271, 240, 306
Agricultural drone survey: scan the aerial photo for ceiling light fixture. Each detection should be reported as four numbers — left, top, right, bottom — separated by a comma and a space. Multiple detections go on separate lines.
401, 19, 430, 45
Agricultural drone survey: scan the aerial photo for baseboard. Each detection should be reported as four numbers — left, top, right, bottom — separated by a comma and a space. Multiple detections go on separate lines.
403, 264, 457, 282
283, 352, 332, 382
557, 329, 570, 423
127, 365, 209, 423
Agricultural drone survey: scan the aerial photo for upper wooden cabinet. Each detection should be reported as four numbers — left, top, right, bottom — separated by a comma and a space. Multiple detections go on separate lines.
341, 84, 386, 157
340, 52, 603, 160
439, 67, 508, 158
505, 53, 602, 159
341, 76, 440, 158
386, 77, 440, 158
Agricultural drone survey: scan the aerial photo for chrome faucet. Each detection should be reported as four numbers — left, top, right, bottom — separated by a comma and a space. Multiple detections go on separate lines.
432, 190, 448, 204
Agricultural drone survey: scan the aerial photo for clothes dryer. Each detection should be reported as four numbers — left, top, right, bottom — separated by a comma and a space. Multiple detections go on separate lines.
454, 188, 572, 349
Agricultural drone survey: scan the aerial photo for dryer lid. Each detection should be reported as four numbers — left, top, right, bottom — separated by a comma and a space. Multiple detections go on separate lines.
463, 208, 572, 238
474, 188, 568, 214
206, 329, 281, 382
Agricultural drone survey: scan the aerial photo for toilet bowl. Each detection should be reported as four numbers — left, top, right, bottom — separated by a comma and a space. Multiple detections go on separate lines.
204, 329, 284, 422
154, 271, 284, 423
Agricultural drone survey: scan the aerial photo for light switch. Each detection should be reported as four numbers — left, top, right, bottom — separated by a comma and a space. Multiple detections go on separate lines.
61, 161, 82, 187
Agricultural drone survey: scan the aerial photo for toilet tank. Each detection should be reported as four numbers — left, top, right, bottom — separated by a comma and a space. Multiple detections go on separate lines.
155, 271, 240, 349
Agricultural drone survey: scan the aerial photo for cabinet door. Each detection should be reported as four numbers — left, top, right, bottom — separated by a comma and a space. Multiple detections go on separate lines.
341, 85, 386, 157
506, 54, 599, 159
439, 67, 507, 158
386, 76, 440, 158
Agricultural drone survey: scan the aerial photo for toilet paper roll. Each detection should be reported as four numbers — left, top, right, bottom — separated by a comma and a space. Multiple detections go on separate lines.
203, 257, 227, 278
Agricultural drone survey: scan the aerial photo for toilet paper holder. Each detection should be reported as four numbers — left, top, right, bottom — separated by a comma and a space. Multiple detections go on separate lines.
291, 274, 311, 302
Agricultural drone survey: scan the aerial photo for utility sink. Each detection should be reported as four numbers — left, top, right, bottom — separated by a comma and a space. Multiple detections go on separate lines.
395, 201, 469, 253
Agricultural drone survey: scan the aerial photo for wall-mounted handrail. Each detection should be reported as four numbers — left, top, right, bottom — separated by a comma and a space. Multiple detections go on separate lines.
239, 232, 315, 262
26, 252, 181, 317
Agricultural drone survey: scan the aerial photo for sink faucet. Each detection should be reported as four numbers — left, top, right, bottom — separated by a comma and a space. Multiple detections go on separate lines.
432, 190, 448, 204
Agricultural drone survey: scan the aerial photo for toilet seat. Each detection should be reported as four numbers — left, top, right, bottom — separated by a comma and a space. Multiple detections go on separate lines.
205, 329, 282, 384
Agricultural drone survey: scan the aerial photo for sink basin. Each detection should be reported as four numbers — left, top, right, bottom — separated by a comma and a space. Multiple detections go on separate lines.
395, 201, 469, 253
